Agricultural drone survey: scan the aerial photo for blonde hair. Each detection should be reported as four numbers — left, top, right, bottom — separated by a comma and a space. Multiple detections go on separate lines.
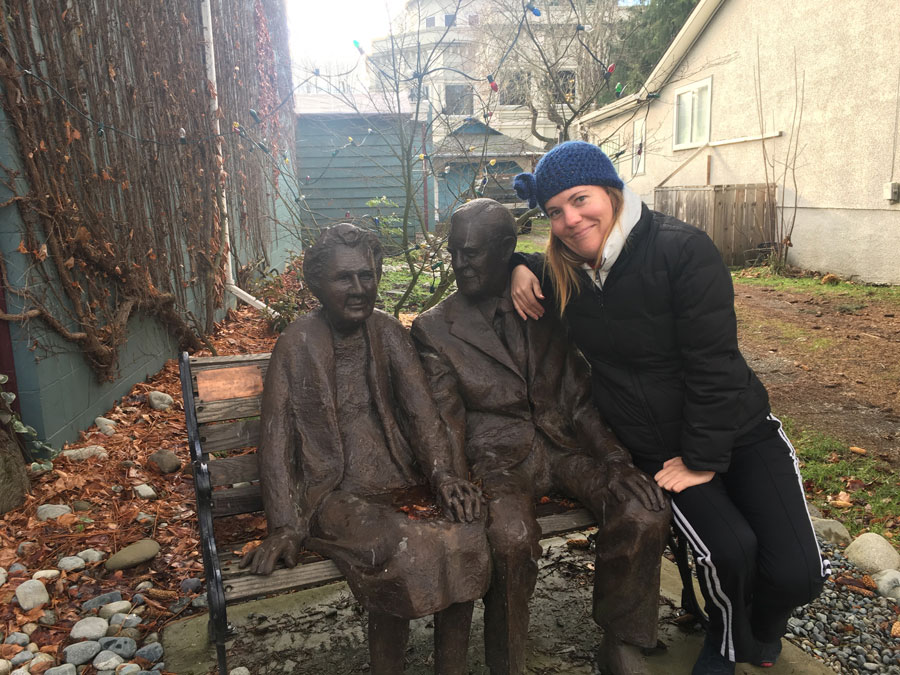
544, 186, 624, 315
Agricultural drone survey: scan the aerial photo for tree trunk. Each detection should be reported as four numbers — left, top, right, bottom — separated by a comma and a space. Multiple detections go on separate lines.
0, 426, 29, 515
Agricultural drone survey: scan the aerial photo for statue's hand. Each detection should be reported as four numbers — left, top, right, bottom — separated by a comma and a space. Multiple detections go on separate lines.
435, 473, 483, 523
607, 462, 667, 512
238, 527, 304, 576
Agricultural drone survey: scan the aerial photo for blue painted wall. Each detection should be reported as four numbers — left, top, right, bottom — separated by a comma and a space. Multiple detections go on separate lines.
296, 114, 430, 235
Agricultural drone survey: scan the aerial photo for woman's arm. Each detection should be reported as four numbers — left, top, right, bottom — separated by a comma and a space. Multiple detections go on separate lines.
509, 251, 550, 320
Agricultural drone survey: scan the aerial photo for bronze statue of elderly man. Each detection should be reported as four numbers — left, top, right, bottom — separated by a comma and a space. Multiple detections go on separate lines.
411, 199, 671, 675
242, 223, 490, 675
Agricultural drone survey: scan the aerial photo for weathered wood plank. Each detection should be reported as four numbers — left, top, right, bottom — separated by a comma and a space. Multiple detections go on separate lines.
536, 508, 595, 537
223, 560, 343, 603
200, 419, 261, 454
195, 397, 262, 424
197, 365, 264, 403
208, 455, 259, 487
190, 353, 271, 370
212, 485, 263, 517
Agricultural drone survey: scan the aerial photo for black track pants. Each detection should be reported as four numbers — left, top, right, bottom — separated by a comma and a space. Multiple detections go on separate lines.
645, 415, 829, 663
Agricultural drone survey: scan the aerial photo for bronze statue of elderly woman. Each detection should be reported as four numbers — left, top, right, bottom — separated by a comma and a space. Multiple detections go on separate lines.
241, 223, 490, 674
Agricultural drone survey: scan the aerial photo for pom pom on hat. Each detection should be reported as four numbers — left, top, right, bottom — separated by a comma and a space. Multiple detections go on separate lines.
513, 140, 624, 213
513, 172, 538, 209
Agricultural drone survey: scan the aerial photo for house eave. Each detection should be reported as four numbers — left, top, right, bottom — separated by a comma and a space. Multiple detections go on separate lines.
580, 0, 728, 127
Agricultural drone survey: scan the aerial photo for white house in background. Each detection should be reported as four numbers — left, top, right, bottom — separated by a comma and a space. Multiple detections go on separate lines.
579, 0, 900, 284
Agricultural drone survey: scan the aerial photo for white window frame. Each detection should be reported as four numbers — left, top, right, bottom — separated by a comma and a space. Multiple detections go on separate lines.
599, 135, 621, 175
672, 76, 712, 150
632, 118, 645, 176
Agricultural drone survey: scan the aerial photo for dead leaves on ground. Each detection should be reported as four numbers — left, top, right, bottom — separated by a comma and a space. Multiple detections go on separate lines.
0, 306, 277, 639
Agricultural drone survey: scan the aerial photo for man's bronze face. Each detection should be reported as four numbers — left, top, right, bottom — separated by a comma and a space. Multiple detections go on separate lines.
318, 245, 378, 333
448, 216, 512, 299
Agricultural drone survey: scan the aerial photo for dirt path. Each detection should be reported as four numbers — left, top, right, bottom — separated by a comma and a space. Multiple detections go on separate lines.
734, 281, 900, 464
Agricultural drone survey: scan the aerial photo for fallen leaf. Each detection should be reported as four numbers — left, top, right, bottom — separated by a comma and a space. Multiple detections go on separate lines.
56, 513, 80, 526
849, 446, 867, 455
17, 240, 28, 254
0, 644, 23, 659
892, 621, 900, 638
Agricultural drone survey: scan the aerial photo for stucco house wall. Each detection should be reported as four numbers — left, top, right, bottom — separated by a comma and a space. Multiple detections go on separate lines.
581, 0, 900, 284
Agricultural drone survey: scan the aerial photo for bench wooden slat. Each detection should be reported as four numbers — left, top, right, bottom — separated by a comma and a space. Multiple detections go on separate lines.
213, 484, 263, 517
197, 365, 264, 403
190, 353, 272, 370
201, 419, 261, 454
196, 397, 262, 424
209, 455, 260, 487
224, 560, 342, 603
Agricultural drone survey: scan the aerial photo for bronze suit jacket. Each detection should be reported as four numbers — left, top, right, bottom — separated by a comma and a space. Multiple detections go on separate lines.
258, 308, 466, 541
411, 291, 631, 481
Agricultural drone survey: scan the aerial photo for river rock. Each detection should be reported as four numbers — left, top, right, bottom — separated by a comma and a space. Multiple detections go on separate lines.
8, 653, 30, 668
70, 617, 108, 641
115, 665, 141, 675
83, 591, 122, 612
36, 504, 71, 521
147, 449, 180, 474
93, 650, 123, 670
109, 613, 141, 628
872, 569, 900, 599
98, 637, 136, 659
46, 665, 77, 675
72, 500, 92, 511
845, 532, 900, 573
58, 556, 86, 572
8, 562, 26, 573
132, 484, 156, 500
0, 659, 10, 675
104, 540, 159, 571
811, 517, 851, 546
95, 417, 117, 436
4, 633, 28, 646
61, 446, 108, 462
77, 548, 105, 563
15, 580, 49, 610
99, 602, 133, 620
32, 570, 60, 581
147, 392, 174, 411
229, 668, 251, 675
0, 567, 6, 586
134, 642, 163, 664
38, 609, 57, 626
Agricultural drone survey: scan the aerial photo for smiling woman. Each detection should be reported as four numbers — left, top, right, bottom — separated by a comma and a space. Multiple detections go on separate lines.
510, 140, 829, 674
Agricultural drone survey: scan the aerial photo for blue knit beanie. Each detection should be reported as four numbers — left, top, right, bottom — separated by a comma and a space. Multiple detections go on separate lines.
513, 140, 624, 212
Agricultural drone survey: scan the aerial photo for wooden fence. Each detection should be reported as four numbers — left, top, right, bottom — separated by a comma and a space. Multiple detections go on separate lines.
653, 184, 777, 266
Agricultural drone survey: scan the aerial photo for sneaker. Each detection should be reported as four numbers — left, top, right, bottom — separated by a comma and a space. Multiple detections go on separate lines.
691, 634, 735, 675
752, 638, 782, 668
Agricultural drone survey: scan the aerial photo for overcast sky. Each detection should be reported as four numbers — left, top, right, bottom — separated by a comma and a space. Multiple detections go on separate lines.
286, 0, 405, 69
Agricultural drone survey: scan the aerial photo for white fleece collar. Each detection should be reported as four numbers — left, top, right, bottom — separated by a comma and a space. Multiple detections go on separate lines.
581, 185, 642, 288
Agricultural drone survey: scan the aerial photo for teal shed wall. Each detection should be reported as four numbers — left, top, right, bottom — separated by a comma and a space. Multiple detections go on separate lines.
296, 114, 431, 233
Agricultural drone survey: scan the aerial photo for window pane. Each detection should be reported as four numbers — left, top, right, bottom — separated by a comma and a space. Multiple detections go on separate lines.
692, 84, 709, 143
675, 92, 691, 145
425, 16, 435, 27
444, 14, 456, 26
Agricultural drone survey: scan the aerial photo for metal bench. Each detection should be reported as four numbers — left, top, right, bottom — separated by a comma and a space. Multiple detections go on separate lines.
178, 351, 628, 675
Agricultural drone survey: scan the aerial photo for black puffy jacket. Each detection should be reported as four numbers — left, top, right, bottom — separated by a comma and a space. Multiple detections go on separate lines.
517, 204, 770, 472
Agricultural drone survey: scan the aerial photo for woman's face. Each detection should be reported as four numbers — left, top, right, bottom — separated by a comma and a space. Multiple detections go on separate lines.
545, 185, 615, 262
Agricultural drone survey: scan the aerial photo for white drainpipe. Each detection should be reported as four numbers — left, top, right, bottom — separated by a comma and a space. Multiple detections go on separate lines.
199, 0, 278, 318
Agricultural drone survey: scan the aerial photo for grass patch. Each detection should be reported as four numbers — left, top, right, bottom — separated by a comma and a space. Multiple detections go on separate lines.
378, 263, 438, 312
733, 267, 900, 305
782, 417, 900, 539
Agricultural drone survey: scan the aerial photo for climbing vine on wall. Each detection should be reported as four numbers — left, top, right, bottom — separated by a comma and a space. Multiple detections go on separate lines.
0, 0, 293, 381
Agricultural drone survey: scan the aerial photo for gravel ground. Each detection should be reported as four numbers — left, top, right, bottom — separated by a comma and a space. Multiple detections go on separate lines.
786, 541, 900, 674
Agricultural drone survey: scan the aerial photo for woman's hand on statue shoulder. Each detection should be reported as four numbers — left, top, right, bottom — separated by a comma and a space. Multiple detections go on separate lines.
239, 526, 304, 576
435, 473, 483, 523
511, 265, 545, 320
654, 456, 715, 493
